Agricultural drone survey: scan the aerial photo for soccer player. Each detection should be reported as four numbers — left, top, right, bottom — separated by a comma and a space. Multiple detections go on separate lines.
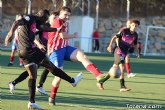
43, 6, 107, 105
107, 19, 140, 92
5, 9, 83, 109
93, 28, 100, 53
107, 20, 137, 78
7, 14, 23, 67
8, 11, 60, 95
125, 20, 137, 78
35, 11, 60, 95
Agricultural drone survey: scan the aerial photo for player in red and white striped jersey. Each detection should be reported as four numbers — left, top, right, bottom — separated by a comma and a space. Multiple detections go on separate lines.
47, 6, 108, 105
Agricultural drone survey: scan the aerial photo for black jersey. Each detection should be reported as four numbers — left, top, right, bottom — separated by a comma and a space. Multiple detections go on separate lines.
17, 15, 39, 50
36, 23, 50, 47
116, 28, 138, 56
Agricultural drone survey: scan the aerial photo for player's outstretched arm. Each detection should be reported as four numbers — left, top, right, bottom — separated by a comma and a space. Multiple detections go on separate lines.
5, 18, 25, 46
5, 20, 19, 46
39, 24, 62, 32
59, 32, 78, 39
107, 36, 116, 52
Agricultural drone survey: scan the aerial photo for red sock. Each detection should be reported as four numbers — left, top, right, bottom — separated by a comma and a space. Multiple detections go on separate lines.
86, 64, 101, 77
19, 58, 23, 65
125, 63, 131, 75
50, 86, 59, 99
10, 56, 14, 63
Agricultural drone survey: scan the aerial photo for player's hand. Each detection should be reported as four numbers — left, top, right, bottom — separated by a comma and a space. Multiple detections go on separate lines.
38, 44, 46, 53
5, 39, 9, 46
107, 46, 112, 53
5, 36, 11, 46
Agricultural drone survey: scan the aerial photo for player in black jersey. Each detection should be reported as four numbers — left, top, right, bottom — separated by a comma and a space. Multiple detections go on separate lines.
5, 9, 83, 109
107, 19, 140, 92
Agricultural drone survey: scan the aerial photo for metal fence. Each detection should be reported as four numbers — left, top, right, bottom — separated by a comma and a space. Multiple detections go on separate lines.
1, 31, 165, 56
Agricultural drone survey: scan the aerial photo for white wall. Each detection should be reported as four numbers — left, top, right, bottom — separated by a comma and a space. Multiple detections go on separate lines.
68, 16, 94, 52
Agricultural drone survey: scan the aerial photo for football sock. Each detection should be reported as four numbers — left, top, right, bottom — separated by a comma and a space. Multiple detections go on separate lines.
12, 71, 28, 86
99, 74, 110, 83
10, 56, 14, 63
86, 64, 101, 77
50, 86, 59, 99
28, 79, 36, 103
125, 63, 131, 75
19, 58, 23, 65
52, 68, 74, 83
120, 79, 125, 88
138, 48, 141, 55
37, 69, 49, 88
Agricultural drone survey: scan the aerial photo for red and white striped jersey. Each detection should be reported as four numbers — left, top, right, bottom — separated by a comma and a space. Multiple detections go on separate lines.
48, 17, 68, 55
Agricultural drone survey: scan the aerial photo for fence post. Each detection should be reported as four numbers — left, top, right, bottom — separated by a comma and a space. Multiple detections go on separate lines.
27, 0, 31, 14
0, 0, 2, 19
95, 0, 99, 29
87, 0, 90, 16
126, 0, 130, 21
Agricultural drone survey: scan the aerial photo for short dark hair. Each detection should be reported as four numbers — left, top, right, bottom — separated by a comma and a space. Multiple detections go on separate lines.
60, 6, 71, 13
129, 19, 140, 25
36, 9, 50, 18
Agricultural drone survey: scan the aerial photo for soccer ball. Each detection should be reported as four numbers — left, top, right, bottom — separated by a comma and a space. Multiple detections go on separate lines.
108, 65, 121, 78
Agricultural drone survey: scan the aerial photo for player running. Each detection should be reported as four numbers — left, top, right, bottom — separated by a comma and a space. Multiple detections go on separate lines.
107, 19, 140, 91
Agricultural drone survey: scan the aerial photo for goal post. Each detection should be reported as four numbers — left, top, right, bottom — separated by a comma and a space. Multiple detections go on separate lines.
144, 26, 165, 56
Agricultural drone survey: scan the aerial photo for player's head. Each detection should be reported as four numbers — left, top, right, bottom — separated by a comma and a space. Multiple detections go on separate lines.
49, 11, 59, 24
129, 19, 140, 32
59, 6, 71, 21
36, 9, 50, 24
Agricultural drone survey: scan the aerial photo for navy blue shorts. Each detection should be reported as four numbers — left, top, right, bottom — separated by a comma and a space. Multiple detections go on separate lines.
49, 46, 77, 68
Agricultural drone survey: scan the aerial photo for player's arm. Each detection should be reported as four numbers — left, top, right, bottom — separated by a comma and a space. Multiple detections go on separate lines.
5, 20, 22, 46
134, 35, 140, 58
115, 29, 124, 49
51, 19, 77, 39
34, 38, 46, 53
5, 18, 26, 46
107, 36, 117, 52
39, 24, 62, 32
59, 32, 78, 39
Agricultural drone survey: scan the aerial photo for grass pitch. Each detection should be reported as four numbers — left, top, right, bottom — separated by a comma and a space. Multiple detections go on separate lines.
0, 50, 165, 110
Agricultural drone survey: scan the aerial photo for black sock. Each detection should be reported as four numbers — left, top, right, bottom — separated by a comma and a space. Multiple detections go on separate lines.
12, 71, 29, 86
138, 48, 141, 55
28, 79, 36, 103
120, 79, 125, 88
37, 69, 49, 88
51, 67, 74, 83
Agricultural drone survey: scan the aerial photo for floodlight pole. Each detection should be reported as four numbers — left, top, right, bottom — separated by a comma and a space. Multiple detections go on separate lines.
87, 0, 90, 16
63, 0, 67, 6
82, 0, 84, 16
126, 0, 130, 21
0, 0, 2, 19
27, 0, 31, 14
95, 0, 99, 29
52, 0, 57, 10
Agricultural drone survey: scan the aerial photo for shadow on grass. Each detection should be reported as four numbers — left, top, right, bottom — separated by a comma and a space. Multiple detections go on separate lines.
1, 88, 165, 110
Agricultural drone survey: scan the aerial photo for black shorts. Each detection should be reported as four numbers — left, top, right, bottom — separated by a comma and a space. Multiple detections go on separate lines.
114, 48, 125, 65
18, 47, 46, 65
128, 47, 134, 54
